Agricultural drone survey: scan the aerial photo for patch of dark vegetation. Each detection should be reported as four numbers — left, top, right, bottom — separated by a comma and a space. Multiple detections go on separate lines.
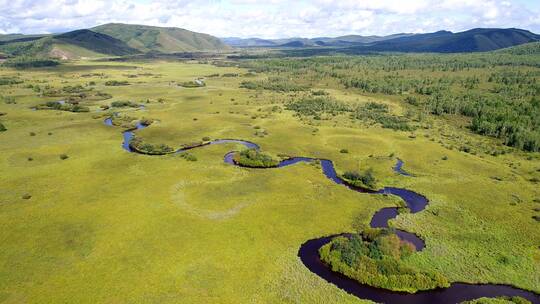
2, 57, 59, 69
286, 95, 351, 119
21, 194, 32, 200
179, 152, 197, 161
129, 137, 174, 155
0, 77, 23, 85
222, 73, 238, 77
342, 169, 378, 190
340, 149, 349, 153
35, 101, 90, 112
1, 95, 16, 104
104, 80, 129, 86
0, 122, 6, 132
60, 154, 69, 160
233, 149, 279, 168
241, 77, 308, 92
320, 228, 449, 293
179, 80, 205, 88
110, 115, 137, 128
354, 102, 414, 131
111, 100, 140, 108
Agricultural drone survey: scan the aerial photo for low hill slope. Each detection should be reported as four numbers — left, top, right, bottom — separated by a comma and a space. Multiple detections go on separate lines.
0, 30, 138, 59
92, 23, 229, 53
495, 41, 540, 55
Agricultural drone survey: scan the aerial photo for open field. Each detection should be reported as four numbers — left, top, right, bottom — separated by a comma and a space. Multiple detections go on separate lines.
0, 58, 539, 303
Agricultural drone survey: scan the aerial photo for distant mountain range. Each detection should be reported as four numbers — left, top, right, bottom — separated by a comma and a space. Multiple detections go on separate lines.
222, 28, 540, 53
1, 26, 538, 59
0, 23, 229, 59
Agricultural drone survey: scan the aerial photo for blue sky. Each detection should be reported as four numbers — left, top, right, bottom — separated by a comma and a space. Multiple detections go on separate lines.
1, 0, 539, 37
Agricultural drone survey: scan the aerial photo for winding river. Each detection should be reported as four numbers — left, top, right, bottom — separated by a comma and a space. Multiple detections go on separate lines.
105, 118, 540, 304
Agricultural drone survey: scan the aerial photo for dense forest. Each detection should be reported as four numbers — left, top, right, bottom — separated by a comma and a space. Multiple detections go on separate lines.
239, 48, 540, 152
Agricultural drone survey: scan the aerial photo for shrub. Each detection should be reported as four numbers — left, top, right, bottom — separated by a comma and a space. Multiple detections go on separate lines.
21, 194, 32, 200
202, 137, 211, 141
180, 152, 197, 161
353, 102, 414, 131
179, 80, 205, 88
2, 96, 16, 104
0, 122, 6, 132
105, 80, 129, 86
60, 154, 69, 160
233, 149, 279, 168
111, 100, 139, 108
340, 149, 349, 153
0, 77, 23, 85
342, 169, 377, 190
311, 90, 329, 96
129, 137, 174, 155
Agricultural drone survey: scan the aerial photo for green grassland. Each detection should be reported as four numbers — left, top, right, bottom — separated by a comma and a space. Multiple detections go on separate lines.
0, 57, 539, 303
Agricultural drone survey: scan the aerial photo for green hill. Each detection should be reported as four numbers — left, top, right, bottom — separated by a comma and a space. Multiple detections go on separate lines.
0, 23, 229, 59
53, 30, 138, 56
92, 23, 229, 53
495, 41, 540, 55
0, 31, 137, 59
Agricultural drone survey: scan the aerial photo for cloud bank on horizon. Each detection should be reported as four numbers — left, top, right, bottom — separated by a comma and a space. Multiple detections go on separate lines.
0, 0, 539, 38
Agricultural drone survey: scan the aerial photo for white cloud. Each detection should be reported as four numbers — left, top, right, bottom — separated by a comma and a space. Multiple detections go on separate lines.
0, 0, 538, 37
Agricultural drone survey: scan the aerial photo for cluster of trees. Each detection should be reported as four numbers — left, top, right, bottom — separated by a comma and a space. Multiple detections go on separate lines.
285, 95, 350, 119
319, 229, 449, 293
233, 149, 279, 168
36, 101, 89, 112
353, 102, 414, 131
129, 136, 174, 155
423, 92, 540, 151
342, 169, 378, 190
34, 84, 112, 103
241, 77, 308, 92
2, 57, 59, 69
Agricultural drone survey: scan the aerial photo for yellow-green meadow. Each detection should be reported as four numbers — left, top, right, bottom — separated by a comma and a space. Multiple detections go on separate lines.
0, 58, 539, 304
